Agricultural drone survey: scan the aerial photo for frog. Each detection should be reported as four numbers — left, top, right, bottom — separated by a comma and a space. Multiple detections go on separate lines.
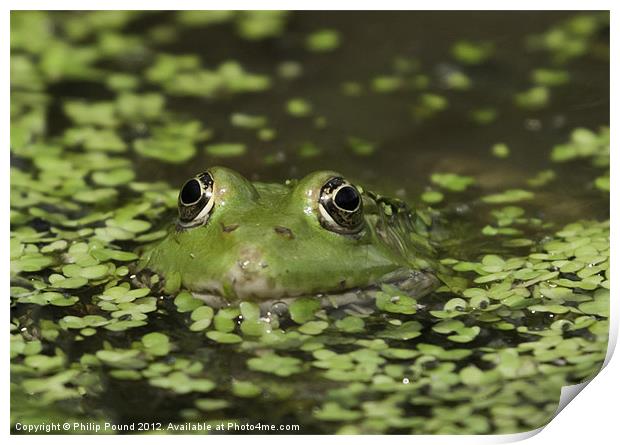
139, 167, 441, 307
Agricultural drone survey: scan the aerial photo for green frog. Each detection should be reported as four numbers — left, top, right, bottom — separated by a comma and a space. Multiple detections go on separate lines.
139, 167, 440, 305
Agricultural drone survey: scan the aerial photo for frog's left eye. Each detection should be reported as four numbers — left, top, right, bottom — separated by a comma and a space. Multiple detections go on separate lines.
318, 177, 364, 234
178, 171, 215, 228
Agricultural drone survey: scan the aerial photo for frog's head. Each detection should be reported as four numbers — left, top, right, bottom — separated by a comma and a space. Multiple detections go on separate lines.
141, 167, 417, 300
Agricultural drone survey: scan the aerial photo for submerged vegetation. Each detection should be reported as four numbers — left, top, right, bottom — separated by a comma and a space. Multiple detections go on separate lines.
10, 11, 609, 434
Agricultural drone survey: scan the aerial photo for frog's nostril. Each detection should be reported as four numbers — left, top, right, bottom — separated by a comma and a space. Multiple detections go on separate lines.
221, 223, 240, 233
274, 226, 295, 239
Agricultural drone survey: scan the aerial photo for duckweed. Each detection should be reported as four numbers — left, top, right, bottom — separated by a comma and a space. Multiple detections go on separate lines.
247, 353, 304, 377
347, 137, 375, 156
305, 29, 341, 52
286, 98, 313, 117
482, 189, 534, 204
491, 143, 510, 158
205, 143, 247, 158
421, 190, 444, 204
527, 13, 609, 63
413, 93, 448, 119
430, 173, 475, 192
531, 68, 570, 86
451, 40, 494, 65
470, 107, 498, 125
514, 86, 550, 109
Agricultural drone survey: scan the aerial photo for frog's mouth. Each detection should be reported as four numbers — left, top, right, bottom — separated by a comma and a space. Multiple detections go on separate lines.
189, 267, 439, 314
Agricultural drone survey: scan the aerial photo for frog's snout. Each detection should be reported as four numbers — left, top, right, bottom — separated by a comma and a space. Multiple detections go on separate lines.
236, 246, 269, 274
227, 245, 277, 298
220, 222, 297, 280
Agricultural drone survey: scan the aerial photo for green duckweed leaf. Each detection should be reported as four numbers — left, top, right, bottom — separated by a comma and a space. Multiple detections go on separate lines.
174, 291, 204, 313
491, 143, 510, 158
289, 297, 320, 324
305, 29, 341, 52
451, 40, 494, 65
421, 190, 444, 204
247, 353, 303, 377
335, 316, 365, 333
514, 86, 550, 110
347, 137, 375, 156
578, 289, 609, 316
149, 371, 215, 394
206, 331, 242, 344
298, 320, 328, 335
195, 398, 230, 411
378, 321, 422, 340
482, 189, 534, 204
376, 287, 417, 314
96, 349, 146, 369
231, 380, 262, 398
431, 173, 475, 192
189, 306, 215, 331
286, 98, 312, 117
141, 332, 171, 356
92, 168, 135, 186
205, 143, 247, 158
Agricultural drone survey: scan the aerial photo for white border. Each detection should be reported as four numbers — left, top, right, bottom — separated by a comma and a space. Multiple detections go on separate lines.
1, 1, 618, 10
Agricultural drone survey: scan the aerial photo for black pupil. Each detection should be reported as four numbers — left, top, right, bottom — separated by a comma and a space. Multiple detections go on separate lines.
334, 186, 360, 211
180, 179, 202, 205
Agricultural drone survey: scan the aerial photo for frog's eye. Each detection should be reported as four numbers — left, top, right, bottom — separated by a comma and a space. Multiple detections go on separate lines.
178, 171, 215, 228
318, 177, 364, 234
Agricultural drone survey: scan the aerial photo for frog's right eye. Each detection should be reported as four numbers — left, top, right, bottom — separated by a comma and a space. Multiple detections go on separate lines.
318, 177, 364, 235
178, 171, 215, 228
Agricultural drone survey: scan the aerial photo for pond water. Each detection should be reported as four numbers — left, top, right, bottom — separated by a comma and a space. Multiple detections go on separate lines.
10, 11, 609, 434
